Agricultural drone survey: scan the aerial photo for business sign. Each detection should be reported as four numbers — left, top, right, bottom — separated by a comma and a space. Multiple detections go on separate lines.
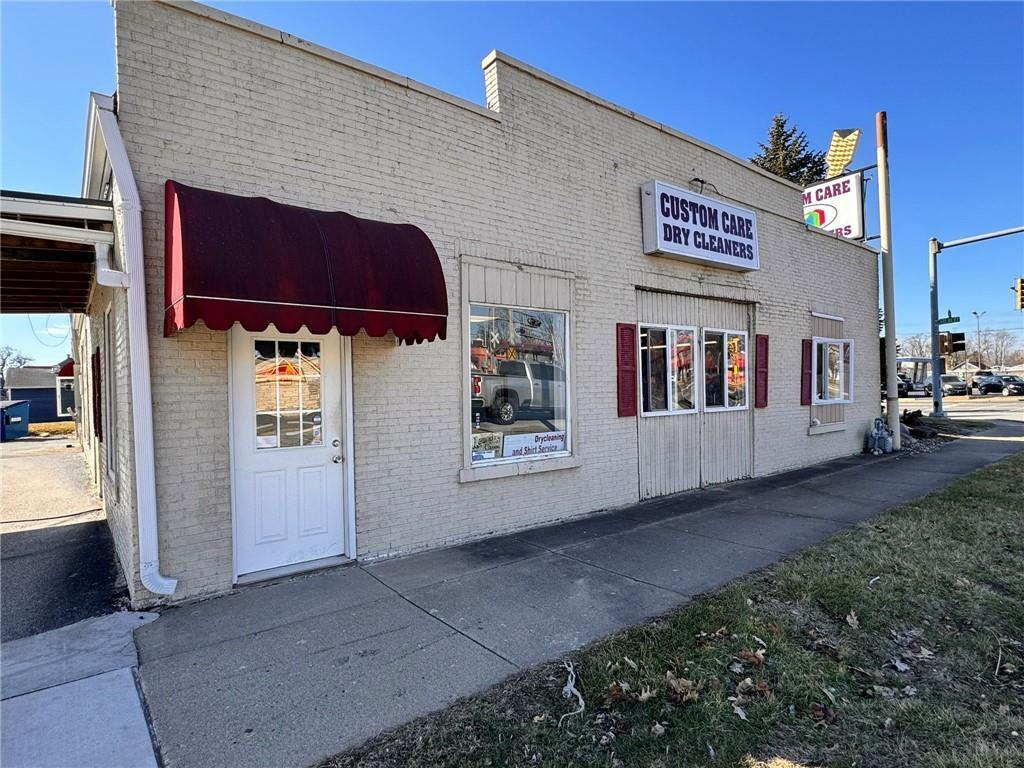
502, 431, 567, 459
802, 171, 864, 240
641, 181, 760, 271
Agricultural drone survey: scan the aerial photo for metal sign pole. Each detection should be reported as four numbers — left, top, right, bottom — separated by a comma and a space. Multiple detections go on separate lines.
876, 112, 901, 448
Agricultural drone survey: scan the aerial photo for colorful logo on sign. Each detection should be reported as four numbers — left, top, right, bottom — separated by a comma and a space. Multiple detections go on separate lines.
804, 205, 838, 229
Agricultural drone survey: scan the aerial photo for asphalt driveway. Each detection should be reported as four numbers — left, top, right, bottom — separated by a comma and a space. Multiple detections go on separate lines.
0, 436, 123, 641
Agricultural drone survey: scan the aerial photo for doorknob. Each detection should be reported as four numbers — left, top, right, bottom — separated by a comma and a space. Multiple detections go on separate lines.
332, 455, 344, 464
332, 439, 341, 448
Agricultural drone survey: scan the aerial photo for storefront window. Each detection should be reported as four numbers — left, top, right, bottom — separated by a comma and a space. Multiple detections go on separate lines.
254, 339, 323, 449
704, 329, 748, 410
640, 325, 696, 415
813, 338, 854, 404
469, 304, 569, 464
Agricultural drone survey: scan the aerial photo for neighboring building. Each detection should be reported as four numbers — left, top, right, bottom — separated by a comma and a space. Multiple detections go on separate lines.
3, 1, 880, 608
3, 363, 73, 423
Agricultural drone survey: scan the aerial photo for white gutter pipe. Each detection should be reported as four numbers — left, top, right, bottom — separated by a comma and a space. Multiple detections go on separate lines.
91, 93, 177, 595
95, 242, 130, 288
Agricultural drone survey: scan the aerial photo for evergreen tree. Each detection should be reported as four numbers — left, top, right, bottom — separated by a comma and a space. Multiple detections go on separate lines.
750, 113, 827, 186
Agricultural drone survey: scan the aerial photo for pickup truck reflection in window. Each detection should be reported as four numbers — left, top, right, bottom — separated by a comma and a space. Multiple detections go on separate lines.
469, 304, 570, 464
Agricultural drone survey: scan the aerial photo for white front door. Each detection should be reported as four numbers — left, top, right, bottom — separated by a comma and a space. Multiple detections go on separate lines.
230, 328, 347, 578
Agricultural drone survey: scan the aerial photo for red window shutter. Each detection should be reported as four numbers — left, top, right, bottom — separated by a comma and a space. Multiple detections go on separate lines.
754, 334, 769, 408
616, 323, 637, 417
800, 338, 812, 406
92, 347, 103, 441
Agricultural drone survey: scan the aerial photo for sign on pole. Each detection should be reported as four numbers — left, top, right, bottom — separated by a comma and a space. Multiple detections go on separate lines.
802, 171, 864, 240
936, 315, 960, 325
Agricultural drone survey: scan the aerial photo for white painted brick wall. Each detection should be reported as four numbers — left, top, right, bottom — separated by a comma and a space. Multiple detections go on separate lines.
112, 1, 879, 605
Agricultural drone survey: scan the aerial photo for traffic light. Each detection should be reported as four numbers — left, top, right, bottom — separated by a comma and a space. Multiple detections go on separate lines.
950, 332, 966, 353
1016, 277, 1024, 311
939, 333, 951, 355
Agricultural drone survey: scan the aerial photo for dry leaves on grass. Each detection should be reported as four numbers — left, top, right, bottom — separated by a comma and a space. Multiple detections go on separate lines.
846, 611, 860, 629
735, 648, 766, 667
808, 701, 837, 725
665, 671, 701, 705
695, 626, 730, 646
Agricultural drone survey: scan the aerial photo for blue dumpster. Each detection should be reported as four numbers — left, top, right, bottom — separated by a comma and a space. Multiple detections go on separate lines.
0, 400, 30, 441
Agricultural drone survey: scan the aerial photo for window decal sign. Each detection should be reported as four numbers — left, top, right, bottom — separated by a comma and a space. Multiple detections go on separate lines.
802, 171, 864, 240
641, 180, 760, 271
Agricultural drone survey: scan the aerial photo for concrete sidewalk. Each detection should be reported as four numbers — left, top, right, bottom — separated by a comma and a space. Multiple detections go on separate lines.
135, 422, 1023, 768
1, 612, 160, 768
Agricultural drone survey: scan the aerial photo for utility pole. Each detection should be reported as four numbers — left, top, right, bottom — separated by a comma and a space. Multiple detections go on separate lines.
877, 112, 900, 448
972, 310, 986, 371
927, 225, 1023, 415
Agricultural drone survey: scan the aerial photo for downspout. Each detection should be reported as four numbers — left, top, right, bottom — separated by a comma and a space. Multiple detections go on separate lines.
92, 94, 177, 595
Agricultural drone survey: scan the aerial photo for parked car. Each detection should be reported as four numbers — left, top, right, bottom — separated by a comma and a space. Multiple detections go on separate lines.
924, 374, 968, 397
970, 370, 995, 391
998, 375, 1024, 396
973, 375, 1005, 395
471, 360, 566, 424
883, 375, 909, 399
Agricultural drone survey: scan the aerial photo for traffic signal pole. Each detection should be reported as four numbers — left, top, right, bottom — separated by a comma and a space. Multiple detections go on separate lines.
927, 225, 1024, 417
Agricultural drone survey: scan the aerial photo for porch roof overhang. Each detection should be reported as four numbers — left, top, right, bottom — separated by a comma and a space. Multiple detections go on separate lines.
1, 190, 114, 313
164, 181, 449, 344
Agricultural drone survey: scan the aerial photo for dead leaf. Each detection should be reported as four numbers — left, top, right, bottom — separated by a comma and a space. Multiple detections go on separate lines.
532, 713, 548, 724
809, 702, 837, 725
751, 635, 768, 648
605, 681, 631, 702
637, 685, 657, 703
865, 685, 897, 699
854, 666, 886, 683
883, 717, 894, 731
735, 648, 766, 667
650, 722, 665, 737
665, 671, 700, 704
846, 611, 860, 629
821, 686, 837, 705
728, 661, 745, 675
727, 696, 748, 721
901, 686, 918, 697
623, 655, 638, 671
890, 658, 911, 673
1000, 663, 1018, 675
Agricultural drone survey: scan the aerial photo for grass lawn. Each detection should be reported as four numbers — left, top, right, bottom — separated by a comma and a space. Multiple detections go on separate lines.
322, 452, 1024, 768
27, 421, 76, 435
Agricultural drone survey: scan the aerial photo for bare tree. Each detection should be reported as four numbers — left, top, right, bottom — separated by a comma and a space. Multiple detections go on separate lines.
0, 345, 32, 391
899, 333, 930, 358
988, 329, 1021, 369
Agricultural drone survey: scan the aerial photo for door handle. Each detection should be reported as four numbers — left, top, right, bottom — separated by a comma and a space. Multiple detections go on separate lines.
332, 439, 341, 448
332, 455, 344, 464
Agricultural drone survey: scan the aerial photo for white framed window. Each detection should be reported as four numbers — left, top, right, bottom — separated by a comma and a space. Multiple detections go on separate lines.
702, 328, 749, 411
812, 337, 855, 404
468, 303, 570, 465
639, 325, 697, 416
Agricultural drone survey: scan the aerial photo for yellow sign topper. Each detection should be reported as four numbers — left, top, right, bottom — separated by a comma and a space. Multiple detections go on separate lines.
825, 129, 861, 179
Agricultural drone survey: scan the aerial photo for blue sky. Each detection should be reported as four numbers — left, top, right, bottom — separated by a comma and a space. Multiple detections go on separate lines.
2, 1, 1022, 364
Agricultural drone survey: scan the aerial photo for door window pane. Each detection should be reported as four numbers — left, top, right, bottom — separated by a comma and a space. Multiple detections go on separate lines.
469, 303, 570, 464
672, 329, 694, 410
254, 339, 325, 449
728, 333, 747, 408
704, 331, 726, 408
641, 327, 668, 413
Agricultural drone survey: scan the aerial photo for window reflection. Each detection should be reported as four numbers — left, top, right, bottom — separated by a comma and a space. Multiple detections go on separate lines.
469, 303, 570, 464
673, 330, 694, 410
641, 328, 668, 412
254, 339, 324, 449
727, 334, 746, 408
704, 332, 725, 408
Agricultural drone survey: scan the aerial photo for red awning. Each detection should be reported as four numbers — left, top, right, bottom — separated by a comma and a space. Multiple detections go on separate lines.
164, 180, 448, 343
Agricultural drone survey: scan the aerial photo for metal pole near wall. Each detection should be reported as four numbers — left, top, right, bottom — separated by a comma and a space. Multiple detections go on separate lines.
877, 112, 901, 448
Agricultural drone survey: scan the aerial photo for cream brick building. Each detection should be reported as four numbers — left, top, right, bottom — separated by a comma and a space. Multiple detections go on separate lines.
63, 0, 880, 608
